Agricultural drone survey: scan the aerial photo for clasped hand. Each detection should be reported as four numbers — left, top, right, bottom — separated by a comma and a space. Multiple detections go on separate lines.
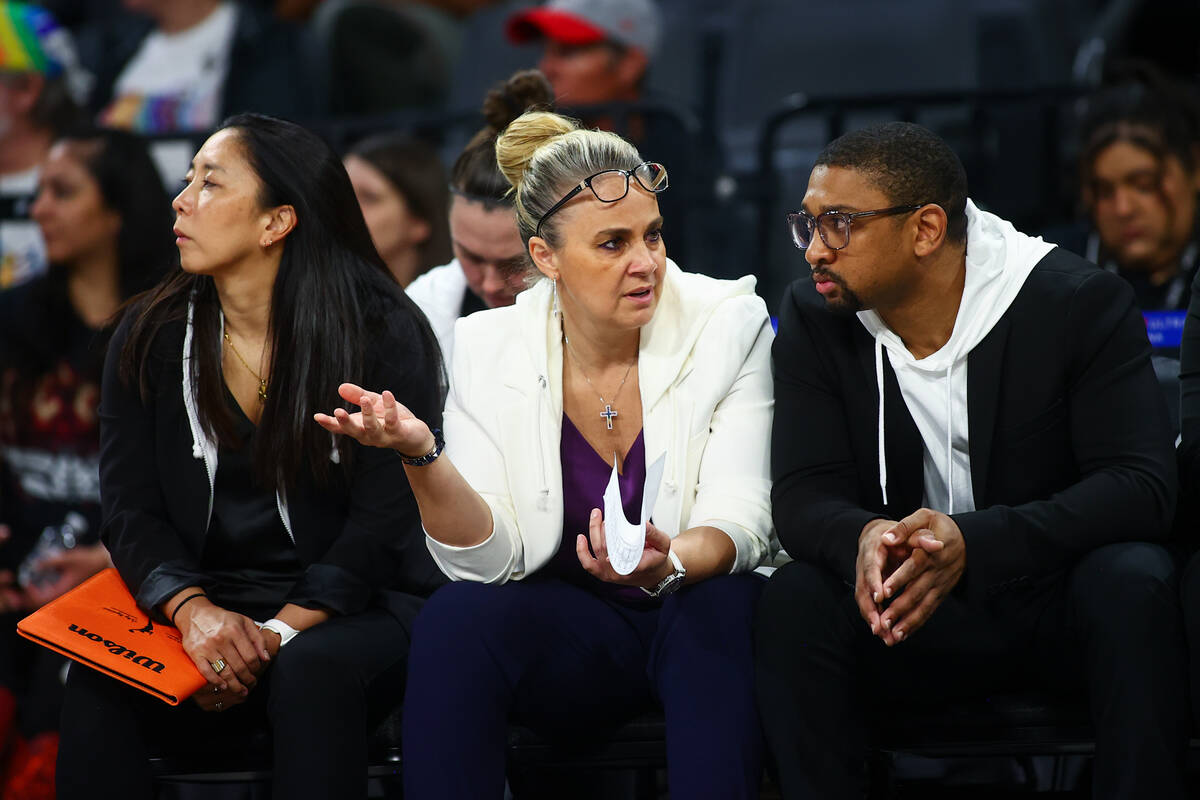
576, 509, 672, 589
176, 601, 272, 712
855, 508, 966, 646
314, 382, 433, 456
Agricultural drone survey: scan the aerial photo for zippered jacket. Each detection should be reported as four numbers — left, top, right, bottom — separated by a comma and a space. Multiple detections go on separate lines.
98, 298, 447, 625
427, 259, 778, 583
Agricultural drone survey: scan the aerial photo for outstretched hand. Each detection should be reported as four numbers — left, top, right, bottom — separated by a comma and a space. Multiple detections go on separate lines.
314, 382, 434, 456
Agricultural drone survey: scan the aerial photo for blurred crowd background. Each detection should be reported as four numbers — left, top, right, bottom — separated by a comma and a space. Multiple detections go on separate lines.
3, 0, 1198, 310
0, 0, 1197, 795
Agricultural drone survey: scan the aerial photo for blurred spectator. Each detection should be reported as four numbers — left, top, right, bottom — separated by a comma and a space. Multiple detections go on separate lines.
0, 126, 172, 796
503, 1, 696, 271
309, 0, 463, 115
505, 0, 658, 107
406, 69, 553, 361
344, 133, 452, 287
274, 0, 322, 20
277, 0, 505, 22
1077, 64, 1200, 311
28, 0, 121, 29
0, 1, 87, 290
417, 0, 503, 17
78, 0, 314, 133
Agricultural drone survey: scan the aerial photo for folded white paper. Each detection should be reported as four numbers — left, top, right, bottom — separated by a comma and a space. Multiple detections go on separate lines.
603, 453, 666, 575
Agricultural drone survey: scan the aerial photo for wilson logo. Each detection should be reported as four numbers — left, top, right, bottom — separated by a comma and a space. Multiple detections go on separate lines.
67, 624, 166, 673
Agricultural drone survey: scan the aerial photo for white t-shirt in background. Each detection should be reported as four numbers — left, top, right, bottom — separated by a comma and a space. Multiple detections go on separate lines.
100, 2, 237, 133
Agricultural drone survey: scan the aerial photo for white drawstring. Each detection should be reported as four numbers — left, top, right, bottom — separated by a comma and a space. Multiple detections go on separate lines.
874, 339, 888, 506
945, 361, 955, 515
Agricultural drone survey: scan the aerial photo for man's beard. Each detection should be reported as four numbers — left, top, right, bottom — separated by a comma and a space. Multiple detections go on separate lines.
812, 269, 864, 315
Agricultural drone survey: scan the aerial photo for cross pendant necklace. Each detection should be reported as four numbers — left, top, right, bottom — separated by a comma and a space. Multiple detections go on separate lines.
564, 333, 634, 431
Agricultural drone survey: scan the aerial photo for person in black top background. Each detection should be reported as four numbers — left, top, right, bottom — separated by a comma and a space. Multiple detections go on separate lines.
0, 125, 171, 796
56, 113, 446, 800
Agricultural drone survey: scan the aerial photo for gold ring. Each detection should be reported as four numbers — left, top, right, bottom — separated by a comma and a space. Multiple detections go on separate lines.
210, 658, 227, 674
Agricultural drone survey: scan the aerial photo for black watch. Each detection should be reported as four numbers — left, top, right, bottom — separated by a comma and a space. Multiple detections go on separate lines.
641, 549, 686, 598
396, 429, 445, 466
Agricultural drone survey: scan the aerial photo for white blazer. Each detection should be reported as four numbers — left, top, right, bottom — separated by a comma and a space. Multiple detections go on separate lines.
426, 260, 777, 583
405, 259, 467, 364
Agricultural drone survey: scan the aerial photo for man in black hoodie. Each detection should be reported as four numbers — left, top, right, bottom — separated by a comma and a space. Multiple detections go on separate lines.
755, 122, 1187, 799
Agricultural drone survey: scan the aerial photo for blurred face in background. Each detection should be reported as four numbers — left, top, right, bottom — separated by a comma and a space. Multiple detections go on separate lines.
0, 72, 41, 142
537, 40, 646, 106
448, 195, 526, 308
344, 154, 430, 285
1089, 139, 1200, 273
31, 142, 120, 266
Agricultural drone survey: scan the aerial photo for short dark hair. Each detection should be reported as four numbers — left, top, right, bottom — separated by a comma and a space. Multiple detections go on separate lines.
814, 121, 969, 243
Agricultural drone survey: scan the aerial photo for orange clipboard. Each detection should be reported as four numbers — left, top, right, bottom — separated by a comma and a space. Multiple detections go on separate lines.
16, 568, 206, 705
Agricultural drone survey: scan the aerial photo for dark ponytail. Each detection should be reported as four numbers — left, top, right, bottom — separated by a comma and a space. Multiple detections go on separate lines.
449, 69, 555, 209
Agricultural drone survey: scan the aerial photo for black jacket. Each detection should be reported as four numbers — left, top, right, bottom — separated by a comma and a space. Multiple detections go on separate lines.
1174, 268, 1200, 550
771, 246, 1176, 607
98, 302, 446, 628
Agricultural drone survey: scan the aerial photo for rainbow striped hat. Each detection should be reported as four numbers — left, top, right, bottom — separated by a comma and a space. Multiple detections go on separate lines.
0, 2, 69, 76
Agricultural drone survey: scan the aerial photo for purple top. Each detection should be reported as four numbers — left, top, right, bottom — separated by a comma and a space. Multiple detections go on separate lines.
545, 413, 653, 605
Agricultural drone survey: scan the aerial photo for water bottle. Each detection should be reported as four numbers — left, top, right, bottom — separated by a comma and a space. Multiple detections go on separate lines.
18, 511, 88, 589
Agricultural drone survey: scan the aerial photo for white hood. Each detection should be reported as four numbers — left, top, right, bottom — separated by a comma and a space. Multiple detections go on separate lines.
856, 200, 1055, 512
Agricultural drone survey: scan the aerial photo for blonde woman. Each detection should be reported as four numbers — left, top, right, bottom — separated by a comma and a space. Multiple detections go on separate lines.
318, 111, 775, 798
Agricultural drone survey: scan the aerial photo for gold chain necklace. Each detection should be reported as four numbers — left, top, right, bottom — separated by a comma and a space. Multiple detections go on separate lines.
223, 331, 268, 402
563, 333, 634, 431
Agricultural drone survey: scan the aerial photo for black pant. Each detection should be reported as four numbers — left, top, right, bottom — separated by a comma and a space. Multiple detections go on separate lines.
755, 542, 1189, 799
0, 617, 70, 737
1182, 550, 1200, 729
56, 608, 409, 800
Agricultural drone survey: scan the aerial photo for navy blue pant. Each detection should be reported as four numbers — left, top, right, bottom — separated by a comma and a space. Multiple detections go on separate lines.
756, 542, 1189, 800
402, 574, 765, 799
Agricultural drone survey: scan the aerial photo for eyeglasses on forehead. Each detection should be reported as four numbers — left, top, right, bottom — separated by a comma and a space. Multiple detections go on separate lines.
535, 162, 668, 238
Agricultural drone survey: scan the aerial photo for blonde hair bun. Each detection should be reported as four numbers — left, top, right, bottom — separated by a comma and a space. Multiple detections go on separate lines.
495, 111, 579, 192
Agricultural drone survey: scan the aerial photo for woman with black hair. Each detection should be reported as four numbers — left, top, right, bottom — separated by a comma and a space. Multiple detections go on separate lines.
55, 113, 446, 800
1077, 63, 1200, 310
0, 126, 171, 793
406, 69, 555, 361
